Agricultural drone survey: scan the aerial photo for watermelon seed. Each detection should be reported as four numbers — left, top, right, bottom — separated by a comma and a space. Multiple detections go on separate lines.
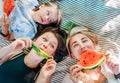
88, 53, 91, 55
83, 60, 86, 64
93, 55, 95, 58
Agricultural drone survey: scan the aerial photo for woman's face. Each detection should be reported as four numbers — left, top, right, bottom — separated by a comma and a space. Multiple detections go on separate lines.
70, 33, 96, 60
33, 32, 58, 57
33, 5, 58, 24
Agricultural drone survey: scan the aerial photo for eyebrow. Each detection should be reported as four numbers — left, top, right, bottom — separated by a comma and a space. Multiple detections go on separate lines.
71, 41, 77, 47
81, 37, 87, 40
71, 37, 87, 46
46, 35, 49, 40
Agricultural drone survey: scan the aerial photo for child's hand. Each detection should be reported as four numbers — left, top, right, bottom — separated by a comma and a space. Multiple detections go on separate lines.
9, 38, 32, 52
106, 57, 120, 75
70, 65, 94, 83
0, 13, 10, 28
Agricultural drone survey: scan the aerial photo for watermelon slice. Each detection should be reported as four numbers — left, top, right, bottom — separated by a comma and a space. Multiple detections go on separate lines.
3, 0, 15, 16
32, 44, 51, 60
77, 50, 106, 70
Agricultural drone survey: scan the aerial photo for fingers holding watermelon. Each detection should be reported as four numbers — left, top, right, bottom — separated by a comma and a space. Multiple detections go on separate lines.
69, 65, 82, 83
106, 57, 120, 75
70, 64, 82, 72
69, 64, 94, 83
104, 52, 110, 59
70, 65, 82, 75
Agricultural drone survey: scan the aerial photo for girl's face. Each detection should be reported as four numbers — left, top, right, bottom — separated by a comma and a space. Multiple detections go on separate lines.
33, 5, 58, 24
33, 32, 58, 57
70, 33, 96, 60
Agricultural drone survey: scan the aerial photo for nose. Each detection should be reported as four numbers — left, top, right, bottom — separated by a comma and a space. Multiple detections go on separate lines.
79, 43, 86, 51
81, 46, 86, 51
43, 41, 49, 49
43, 44, 47, 49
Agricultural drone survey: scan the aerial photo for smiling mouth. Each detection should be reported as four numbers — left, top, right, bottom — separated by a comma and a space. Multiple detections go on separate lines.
40, 16, 44, 23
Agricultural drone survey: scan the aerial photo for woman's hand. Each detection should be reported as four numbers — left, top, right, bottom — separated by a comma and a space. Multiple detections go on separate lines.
0, 38, 32, 63
40, 59, 57, 77
106, 57, 120, 75
8, 38, 32, 52
35, 59, 56, 83
70, 65, 94, 83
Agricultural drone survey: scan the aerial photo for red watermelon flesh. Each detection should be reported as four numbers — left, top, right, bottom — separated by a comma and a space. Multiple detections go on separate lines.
77, 50, 106, 70
3, 0, 14, 16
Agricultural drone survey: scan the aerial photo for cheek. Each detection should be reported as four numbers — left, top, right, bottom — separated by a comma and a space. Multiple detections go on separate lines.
87, 43, 96, 50
34, 11, 40, 17
54, 16, 57, 22
46, 48, 55, 56
85, 41, 95, 49
71, 48, 80, 59
37, 9, 42, 14
34, 40, 42, 47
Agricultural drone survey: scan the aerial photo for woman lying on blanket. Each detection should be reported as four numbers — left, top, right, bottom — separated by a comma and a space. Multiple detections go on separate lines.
0, 27, 67, 83
62, 26, 120, 83
0, 0, 63, 40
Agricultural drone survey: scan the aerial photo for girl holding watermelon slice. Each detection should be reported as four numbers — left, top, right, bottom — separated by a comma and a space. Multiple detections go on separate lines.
0, 0, 63, 41
62, 26, 120, 83
0, 27, 67, 83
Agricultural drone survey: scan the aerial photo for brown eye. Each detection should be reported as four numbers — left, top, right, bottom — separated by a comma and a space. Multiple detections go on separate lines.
43, 37, 47, 42
50, 44, 54, 49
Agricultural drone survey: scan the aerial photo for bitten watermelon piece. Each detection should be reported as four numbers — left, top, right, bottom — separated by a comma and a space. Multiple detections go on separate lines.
3, 0, 15, 16
77, 50, 106, 70
32, 44, 51, 60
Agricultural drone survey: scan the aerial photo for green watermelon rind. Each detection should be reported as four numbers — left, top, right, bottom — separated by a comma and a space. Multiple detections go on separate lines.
32, 44, 51, 59
82, 55, 106, 70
